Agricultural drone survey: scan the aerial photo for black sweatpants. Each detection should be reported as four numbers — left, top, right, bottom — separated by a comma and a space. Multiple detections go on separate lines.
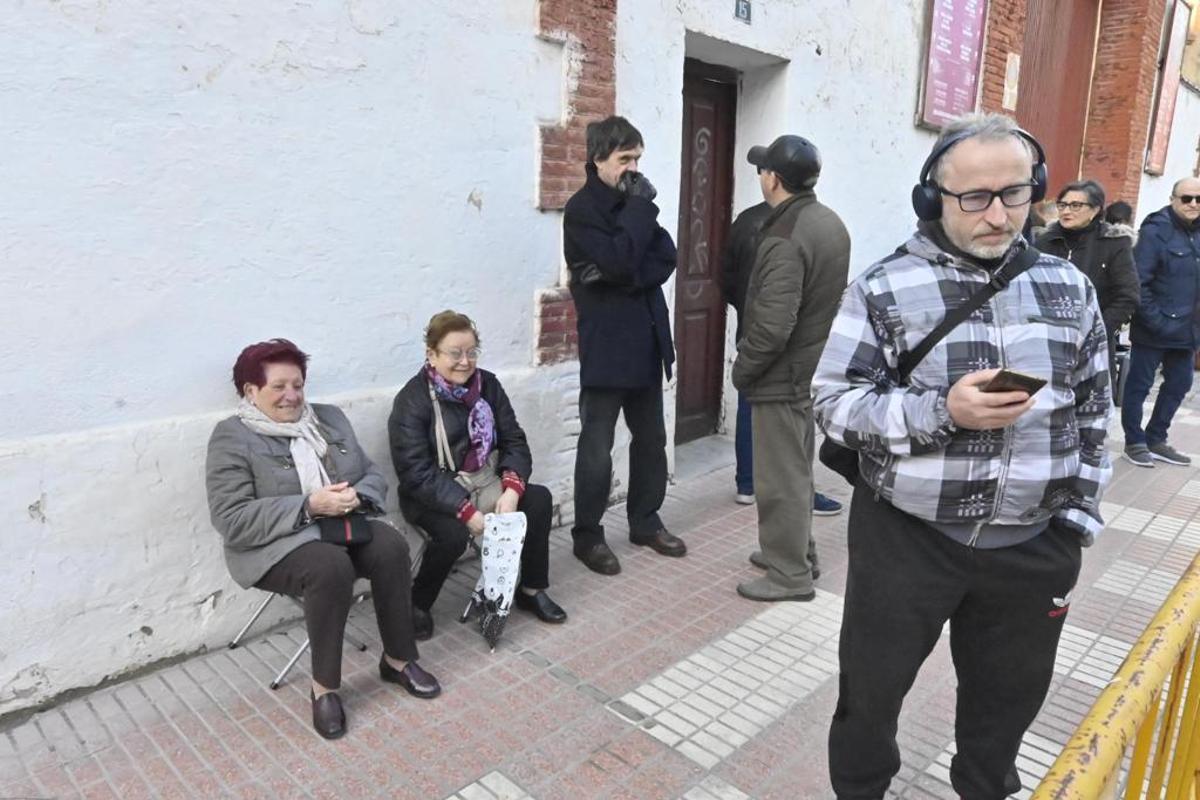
411, 483, 553, 611
828, 482, 1081, 800
572, 385, 668, 544
254, 521, 419, 689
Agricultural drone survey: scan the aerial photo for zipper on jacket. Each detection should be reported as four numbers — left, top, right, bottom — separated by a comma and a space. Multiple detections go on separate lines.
344, 518, 352, 543
979, 285, 1017, 547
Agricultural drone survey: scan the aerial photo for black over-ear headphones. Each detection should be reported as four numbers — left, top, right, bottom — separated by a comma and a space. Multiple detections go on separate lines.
911, 128, 1048, 221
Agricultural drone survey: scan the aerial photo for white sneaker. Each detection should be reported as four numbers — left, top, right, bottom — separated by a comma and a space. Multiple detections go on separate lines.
735, 493, 755, 505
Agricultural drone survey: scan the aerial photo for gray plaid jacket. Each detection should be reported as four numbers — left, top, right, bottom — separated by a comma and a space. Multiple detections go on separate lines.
813, 234, 1113, 544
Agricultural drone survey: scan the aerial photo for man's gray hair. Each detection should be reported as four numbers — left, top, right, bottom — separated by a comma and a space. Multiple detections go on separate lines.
929, 113, 1036, 184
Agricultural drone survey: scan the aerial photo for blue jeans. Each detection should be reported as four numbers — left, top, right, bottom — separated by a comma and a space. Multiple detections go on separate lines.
735, 392, 753, 494
1120, 344, 1196, 446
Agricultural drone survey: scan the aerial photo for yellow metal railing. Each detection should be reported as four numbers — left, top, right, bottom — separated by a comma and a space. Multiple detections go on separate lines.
1033, 553, 1200, 800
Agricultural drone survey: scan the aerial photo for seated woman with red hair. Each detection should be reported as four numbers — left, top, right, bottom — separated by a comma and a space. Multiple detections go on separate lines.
205, 339, 440, 740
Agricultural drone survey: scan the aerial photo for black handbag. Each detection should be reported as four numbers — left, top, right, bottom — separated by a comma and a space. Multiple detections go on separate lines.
820, 245, 1042, 485
317, 513, 373, 546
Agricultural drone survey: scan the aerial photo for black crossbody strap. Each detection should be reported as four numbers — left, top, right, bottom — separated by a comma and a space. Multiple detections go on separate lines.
896, 245, 1041, 382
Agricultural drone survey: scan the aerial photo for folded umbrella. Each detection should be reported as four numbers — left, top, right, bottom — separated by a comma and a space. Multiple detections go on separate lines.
459, 511, 527, 651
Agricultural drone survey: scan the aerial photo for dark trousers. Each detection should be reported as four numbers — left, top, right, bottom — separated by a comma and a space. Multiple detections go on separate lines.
735, 391, 753, 495
828, 483, 1081, 800
254, 522, 419, 689
1120, 343, 1195, 445
411, 483, 553, 611
572, 385, 667, 544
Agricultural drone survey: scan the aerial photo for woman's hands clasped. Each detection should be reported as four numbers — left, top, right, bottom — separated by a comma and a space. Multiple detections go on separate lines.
307, 482, 362, 517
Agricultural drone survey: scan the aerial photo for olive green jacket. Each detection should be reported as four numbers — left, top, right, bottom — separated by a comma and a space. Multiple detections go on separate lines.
732, 190, 851, 402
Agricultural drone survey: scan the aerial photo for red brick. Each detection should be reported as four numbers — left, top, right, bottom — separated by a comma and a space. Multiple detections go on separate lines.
537, 0, 616, 211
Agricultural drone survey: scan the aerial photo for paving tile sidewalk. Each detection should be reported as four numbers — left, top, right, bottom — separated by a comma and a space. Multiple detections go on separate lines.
4, 397, 1200, 799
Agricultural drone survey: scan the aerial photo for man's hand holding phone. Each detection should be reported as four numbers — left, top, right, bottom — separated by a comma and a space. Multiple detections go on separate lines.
947, 368, 1041, 430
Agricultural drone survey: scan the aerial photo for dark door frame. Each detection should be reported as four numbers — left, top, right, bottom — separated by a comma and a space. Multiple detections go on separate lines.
673, 57, 738, 445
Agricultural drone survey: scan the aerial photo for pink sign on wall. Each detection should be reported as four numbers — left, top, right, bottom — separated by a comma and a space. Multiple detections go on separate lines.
919, 0, 990, 129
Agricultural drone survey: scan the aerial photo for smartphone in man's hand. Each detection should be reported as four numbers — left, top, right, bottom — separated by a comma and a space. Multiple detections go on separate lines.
980, 369, 1047, 396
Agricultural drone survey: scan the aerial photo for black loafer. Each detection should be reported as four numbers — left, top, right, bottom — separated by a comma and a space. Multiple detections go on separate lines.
630, 528, 687, 557
380, 657, 442, 699
412, 607, 434, 641
574, 541, 621, 575
310, 691, 346, 740
514, 590, 568, 623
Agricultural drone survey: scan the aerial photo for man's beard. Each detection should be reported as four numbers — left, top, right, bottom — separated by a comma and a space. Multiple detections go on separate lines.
947, 227, 1017, 260
965, 236, 1017, 259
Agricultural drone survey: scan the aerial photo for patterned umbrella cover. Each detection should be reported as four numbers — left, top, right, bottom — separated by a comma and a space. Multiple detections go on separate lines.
459, 511, 527, 651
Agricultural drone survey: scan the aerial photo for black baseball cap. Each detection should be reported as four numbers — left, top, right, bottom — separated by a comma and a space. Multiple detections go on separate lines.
747, 135, 822, 190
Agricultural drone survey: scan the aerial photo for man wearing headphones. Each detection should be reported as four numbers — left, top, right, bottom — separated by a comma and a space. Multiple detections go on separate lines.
813, 113, 1112, 799
732, 135, 850, 601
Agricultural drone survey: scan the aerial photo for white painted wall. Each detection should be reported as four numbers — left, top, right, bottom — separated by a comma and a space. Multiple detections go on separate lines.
1137, 85, 1200, 221
11, 0, 1186, 715
0, 1, 583, 714
614, 1, 939, 435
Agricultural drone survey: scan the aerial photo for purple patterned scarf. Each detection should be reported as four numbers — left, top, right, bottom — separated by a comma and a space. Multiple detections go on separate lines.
425, 364, 496, 472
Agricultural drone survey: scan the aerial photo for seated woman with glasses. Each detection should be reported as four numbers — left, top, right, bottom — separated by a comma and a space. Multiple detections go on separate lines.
206, 339, 440, 741
388, 311, 567, 640
1035, 179, 1139, 387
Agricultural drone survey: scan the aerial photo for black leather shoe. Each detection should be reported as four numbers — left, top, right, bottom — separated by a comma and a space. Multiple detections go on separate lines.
379, 657, 442, 699
574, 541, 621, 575
514, 590, 568, 623
412, 607, 433, 641
310, 691, 346, 740
630, 528, 687, 557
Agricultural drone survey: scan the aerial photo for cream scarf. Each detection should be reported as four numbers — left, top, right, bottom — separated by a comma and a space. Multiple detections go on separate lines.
236, 399, 331, 494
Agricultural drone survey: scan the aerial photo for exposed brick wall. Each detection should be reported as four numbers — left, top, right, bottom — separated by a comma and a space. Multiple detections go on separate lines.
1082, 0, 1168, 215
979, 0, 1029, 113
533, 0, 617, 366
535, 287, 579, 365
537, 0, 617, 211
979, 0, 1165, 216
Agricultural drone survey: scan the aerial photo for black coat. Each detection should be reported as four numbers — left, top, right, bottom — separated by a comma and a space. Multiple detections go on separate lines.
1035, 220, 1139, 337
719, 201, 772, 339
387, 368, 532, 521
1129, 207, 1200, 349
564, 164, 677, 388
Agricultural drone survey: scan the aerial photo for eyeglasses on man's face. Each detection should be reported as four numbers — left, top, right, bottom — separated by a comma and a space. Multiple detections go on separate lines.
437, 347, 482, 362
938, 183, 1035, 213
1174, 194, 1200, 205
1055, 201, 1095, 212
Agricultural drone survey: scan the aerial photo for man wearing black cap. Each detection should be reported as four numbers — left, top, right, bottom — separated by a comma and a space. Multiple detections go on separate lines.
732, 135, 851, 602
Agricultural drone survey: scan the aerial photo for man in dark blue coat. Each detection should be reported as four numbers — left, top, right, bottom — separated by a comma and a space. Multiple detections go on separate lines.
563, 116, 686, 575
1122, 176, 1200, 467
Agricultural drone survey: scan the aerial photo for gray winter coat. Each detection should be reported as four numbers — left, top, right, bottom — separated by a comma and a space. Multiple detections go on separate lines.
205, 403, 388, 588
732, 190, 851, 402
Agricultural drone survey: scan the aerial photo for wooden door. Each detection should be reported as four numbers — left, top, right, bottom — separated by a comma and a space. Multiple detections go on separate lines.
1015, 0, 1101, 190
674, 60, 736, 444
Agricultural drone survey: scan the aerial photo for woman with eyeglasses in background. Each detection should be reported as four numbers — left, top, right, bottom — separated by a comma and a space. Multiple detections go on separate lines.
1035, 179, 1139, 390
388, 310, 567, 640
